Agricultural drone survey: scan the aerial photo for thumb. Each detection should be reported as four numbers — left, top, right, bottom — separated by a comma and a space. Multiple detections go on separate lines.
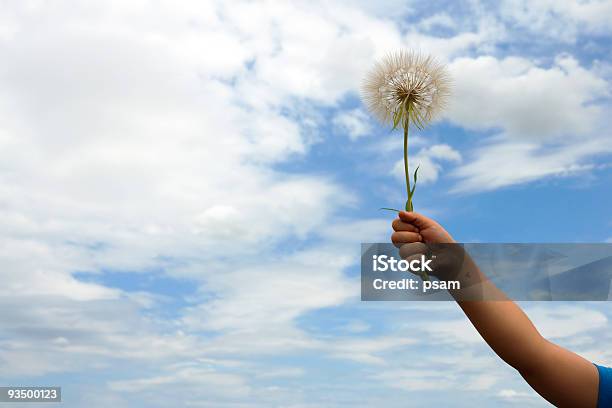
398, 211, 435, 229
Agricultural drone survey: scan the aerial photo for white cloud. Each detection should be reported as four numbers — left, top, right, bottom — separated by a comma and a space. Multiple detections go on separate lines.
421, 317, 484, 344
447, 55, 608, 139
418, 13, 457, 31
524, 304, 608, 339
227, 1, 404, 106
499, 0, 612, 42
329, 336, 417, 365
376, 368, 455, 391
0, 0, 385, 383
451, 139, 608, 192
446, 54, 611, 191
497, 388, 537, 400
109, 365, 250, 396
403, 12, 506, 60
392, 144, 462, 184
180, 248, 358, 334
0, 294, 204, 377
465, 374, 499, 391
333, 108, 372, 140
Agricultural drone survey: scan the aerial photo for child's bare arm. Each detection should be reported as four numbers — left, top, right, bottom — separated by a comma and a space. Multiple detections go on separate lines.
391, 211, 599, 408
458, 299, 598, 407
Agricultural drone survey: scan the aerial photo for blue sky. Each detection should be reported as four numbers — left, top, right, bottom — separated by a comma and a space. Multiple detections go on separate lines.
0, 1, 611, 407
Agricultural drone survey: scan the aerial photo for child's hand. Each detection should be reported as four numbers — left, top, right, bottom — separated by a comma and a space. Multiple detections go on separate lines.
391, 211, 454, 245
391, 211, 460, 281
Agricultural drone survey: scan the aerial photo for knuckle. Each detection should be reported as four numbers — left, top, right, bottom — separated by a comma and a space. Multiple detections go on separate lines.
392, 231, 412, 243
394, 232, 407, 243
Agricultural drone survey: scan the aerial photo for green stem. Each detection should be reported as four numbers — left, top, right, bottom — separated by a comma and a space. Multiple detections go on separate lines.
403, 115, 412, 212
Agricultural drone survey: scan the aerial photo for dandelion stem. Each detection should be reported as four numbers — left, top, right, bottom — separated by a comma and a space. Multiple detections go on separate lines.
403, 107, 412, 212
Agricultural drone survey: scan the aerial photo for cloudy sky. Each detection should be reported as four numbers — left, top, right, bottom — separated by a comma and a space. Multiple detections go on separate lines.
0, 0, 611, 406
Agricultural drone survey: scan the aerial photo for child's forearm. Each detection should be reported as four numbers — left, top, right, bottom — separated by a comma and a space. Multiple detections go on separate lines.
451, 262, 599, 407
443, 252, 550, 372
457, 296, 546, 373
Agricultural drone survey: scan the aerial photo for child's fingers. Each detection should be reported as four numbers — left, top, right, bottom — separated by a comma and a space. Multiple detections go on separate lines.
399, 242, 428, 259
398, 211, 434, 229
391, 231, 422, 246
391, 218, 419, 232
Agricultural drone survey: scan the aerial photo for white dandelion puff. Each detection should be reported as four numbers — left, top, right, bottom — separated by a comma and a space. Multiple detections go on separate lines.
360, 49, 452, 216
361, 49, 451, 129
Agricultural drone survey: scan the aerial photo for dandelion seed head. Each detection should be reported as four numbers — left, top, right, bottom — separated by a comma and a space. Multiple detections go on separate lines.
361, 50, 451, 129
